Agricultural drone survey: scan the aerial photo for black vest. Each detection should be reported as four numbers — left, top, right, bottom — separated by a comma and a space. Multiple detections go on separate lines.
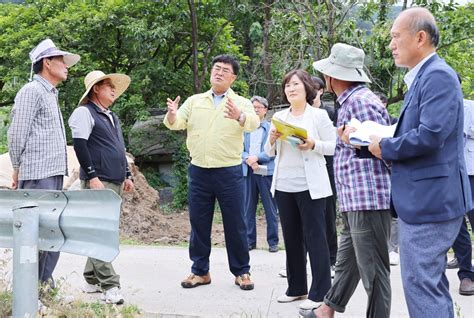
79, 102, 127, 183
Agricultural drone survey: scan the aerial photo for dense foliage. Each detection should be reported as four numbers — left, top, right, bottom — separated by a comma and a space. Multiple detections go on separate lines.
1, 0, 472, 207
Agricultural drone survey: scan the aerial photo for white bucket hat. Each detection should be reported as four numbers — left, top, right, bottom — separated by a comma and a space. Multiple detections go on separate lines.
78, 70, 131, 105
312, 43, 371, 83
30, 39, 80, 67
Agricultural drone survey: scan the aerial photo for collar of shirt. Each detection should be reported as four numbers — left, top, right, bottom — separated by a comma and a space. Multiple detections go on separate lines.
336, 84, 365, 106
404, 52, 436, 89
211, 89, 229, 107
34, 74, 58, 95
90, 101, 112, 115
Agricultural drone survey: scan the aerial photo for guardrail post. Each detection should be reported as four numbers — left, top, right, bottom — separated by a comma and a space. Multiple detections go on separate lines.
12, 202, 39, 317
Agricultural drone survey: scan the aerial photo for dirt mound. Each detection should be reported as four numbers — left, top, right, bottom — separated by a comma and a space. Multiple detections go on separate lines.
120, 162, 191, 244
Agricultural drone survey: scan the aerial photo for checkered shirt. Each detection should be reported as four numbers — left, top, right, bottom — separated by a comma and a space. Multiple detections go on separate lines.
8, 75, 67, 180
334, 84, 391, 212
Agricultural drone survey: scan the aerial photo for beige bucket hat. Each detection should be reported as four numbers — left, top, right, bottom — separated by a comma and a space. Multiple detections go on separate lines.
312, 43, 371, 83
78, 70, 131, 105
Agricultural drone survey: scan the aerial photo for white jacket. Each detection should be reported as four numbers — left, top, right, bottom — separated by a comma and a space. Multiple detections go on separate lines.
265, 105, 336, 200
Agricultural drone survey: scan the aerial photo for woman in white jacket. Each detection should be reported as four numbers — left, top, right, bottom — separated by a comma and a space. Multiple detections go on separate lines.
265, 69, 336, 310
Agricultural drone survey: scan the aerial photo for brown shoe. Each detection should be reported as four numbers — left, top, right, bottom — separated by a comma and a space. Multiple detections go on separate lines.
181, 273, 211, 288
235, 273, 254, 290
459, 278, 474, 296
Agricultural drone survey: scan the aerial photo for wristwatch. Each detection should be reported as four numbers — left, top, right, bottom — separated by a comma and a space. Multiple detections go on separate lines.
236, 111, 245, 123
126, 175, 134, 182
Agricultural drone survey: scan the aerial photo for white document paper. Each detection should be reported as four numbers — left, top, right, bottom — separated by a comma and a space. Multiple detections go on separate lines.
347, 118, 396, 146
253, 165, 268, 176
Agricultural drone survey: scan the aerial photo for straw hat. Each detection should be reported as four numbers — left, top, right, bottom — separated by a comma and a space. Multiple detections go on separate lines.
312, 43, 371, 83
78, 70, 131, 105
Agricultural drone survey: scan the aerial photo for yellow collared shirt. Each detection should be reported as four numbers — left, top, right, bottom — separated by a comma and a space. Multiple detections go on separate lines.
164, 88, 259, 168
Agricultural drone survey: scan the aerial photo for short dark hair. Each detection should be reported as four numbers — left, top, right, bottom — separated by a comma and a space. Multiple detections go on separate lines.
374, 91, 388, 105
311, 76, 326, 90
32, 59, 45, 74
406, 8, 439, 47
281, 69, 317, 105
211, 54, 240, 75
32, 56, 61, 74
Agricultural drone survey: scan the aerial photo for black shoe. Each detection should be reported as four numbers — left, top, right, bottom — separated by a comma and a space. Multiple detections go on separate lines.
248, 244, 256, 251
269, 245, 279, 253
447, 258, 458, 269
459, 278, 474, 296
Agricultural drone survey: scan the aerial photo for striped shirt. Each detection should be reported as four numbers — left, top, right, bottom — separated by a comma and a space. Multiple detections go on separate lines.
334, 84, 391, 212
8, 75, 68, 180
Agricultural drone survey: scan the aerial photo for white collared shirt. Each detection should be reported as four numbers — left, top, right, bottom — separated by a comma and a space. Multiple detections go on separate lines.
404, 52, 436, 89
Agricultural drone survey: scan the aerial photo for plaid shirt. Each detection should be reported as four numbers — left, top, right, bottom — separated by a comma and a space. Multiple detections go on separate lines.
8, 75, 67, 180
334, 84, 391, 212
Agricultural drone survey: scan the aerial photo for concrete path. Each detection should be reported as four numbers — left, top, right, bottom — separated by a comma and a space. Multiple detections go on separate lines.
50, 246, 473, 318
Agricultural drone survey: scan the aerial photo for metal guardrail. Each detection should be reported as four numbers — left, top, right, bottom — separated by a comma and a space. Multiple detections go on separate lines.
0, 189, 122, 317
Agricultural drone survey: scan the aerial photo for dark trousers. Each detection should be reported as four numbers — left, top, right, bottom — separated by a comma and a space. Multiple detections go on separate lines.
19, 175, 63, 288
325, 156, 338, 265
275, 190, 331, 302
452, 175, 474, 281
452, 212, 474, 281
244, 170, 279, 248
188, 164, 250, 276
324, 210, 391, 318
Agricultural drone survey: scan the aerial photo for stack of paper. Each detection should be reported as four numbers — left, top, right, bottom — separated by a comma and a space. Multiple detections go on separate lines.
347, 118, 396, 146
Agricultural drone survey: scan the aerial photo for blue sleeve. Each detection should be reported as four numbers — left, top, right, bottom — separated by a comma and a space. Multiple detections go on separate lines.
382, 68, 458, 161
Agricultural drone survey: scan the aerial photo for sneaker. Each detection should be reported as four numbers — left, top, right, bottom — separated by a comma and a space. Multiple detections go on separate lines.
389, 252, 399, 266
235, 273, 254, 290
278, 269, 287, 278
82, 282, 102, 293
101, 287, 124, 304
277, 294, 307, 303
447, 257, 459, 269
299, 299, 323, 310
181, 273, 211, 288
269, 245, 279, 253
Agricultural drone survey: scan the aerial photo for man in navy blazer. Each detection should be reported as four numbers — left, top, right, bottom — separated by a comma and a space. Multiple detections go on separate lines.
369, 8, 472, 318
242, 96, 278, 252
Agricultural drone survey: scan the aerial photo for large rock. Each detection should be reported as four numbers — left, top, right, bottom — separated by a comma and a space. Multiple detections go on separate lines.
128, 115, 184, 163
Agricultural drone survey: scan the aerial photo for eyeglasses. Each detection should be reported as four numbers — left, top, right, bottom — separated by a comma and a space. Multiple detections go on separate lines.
212, 65, 234, 75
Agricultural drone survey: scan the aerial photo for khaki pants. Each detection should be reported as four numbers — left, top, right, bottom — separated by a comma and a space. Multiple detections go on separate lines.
81, 180, 123, 290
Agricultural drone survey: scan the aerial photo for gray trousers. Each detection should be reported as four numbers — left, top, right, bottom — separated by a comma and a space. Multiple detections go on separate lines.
399, 216, 463, 318
19, 175, 64, 288
81, 180, 122, 290
388, 217, 399, 253
324, 210, 392, 318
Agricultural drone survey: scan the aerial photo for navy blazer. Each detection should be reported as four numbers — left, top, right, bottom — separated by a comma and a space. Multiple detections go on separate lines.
242, 120, 275, 176
381, 55, 471, 224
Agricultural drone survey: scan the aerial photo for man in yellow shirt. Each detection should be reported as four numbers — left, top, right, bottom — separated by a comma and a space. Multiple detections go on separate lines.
165, 54, 259, 290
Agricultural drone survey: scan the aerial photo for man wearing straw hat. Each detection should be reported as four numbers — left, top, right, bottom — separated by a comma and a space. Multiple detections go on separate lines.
68, 70, 133, 304
303, 43, 392, 318
8, 38, 80, 288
